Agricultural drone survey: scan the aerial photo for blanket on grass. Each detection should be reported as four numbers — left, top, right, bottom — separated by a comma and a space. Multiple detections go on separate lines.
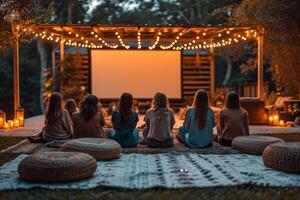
1, 153, 300, 190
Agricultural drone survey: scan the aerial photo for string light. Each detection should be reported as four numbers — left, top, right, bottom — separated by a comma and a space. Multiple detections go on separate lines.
115, 31, 130, 49
160, 32, 183, 50
149, 32, 161, 50
18, 25, 258, 50
137, 30, 142, 49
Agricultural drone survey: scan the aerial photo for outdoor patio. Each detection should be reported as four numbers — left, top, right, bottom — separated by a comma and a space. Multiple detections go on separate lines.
1, 0, 300, 199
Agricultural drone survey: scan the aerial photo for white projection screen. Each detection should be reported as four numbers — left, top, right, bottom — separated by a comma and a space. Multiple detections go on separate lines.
91, 50, 182, 99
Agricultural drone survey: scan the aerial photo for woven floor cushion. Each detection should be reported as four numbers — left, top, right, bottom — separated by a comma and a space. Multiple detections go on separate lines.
62, 138, 121, 160
18, 152, 97, 182
232, 135, 284, 155
263, 142, 300, 173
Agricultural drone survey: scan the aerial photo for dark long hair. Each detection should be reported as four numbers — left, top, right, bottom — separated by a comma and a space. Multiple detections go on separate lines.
193, 89, 209, 129
46, 93, 63, 125
119, 93, 133, 124
80, 94, 99, 121
64, 99, 78, 115
225, 91, 240, 109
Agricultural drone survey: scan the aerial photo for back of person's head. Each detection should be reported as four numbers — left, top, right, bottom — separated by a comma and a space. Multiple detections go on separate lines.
46, 92, 63, 125
119, 92, 133, 124
80, 94, 99, 121
152, 92, 169, 110
225, 91, 240, 110
64, 99, 78, 115
193, 89, 209, 129
151, 92, 169, 121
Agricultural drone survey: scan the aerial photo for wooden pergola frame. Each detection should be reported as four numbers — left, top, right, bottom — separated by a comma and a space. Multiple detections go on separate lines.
12, 24, 264, 117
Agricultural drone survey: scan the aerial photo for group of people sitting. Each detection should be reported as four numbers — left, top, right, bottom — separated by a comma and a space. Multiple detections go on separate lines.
29, 89, 250, 149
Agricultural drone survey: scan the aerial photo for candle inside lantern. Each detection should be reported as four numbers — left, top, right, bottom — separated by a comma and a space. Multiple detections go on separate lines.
0, 117, 3, 128
16, 107, 25, 127
268, 116, 274, 125
14, 119, 20, 128
7, 120, 14, 129
0, 110, 6, 128
279, 120, 284, 127
19, 117, 24, 127
3, 122, 9, 129
274, 115, 279, 125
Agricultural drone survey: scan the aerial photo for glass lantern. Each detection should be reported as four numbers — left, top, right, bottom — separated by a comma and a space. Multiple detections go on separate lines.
15, 107, 25, 127
0, 109, 6, 129
268, 109, 274, 125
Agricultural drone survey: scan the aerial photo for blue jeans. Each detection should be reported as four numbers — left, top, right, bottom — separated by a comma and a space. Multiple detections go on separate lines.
178, 126, 186, 144
108, 128, 139, 148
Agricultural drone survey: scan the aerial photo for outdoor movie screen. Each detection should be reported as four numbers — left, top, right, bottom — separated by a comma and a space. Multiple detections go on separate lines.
91, 50, 182, 99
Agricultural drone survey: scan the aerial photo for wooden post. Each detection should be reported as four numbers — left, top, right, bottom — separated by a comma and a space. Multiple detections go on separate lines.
13, 34, 20, 117
257, 36, 264, 100
209, 46, 215, 104
60, 41, 64, 93
51, 44, 56, 92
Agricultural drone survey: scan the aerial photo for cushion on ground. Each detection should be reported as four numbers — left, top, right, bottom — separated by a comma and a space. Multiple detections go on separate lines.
232, 135, 284, 155
18, 152, 97, 183
263, 142, 300, 173
62, 138, 121, 160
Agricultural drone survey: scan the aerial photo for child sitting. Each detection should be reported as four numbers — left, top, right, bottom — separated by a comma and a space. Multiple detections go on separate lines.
142, 92, 175, 148
108, 93, 139, 148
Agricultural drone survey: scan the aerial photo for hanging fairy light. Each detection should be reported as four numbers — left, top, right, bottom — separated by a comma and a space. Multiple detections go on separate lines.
160, 32, 183, 50
115, 31, 130, 49
149, 32, 161, 50
18, 25, 259, 50
137, 30, 142, 49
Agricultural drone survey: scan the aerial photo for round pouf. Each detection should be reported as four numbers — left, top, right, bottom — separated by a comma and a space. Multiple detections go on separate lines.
62, 138, 121, 160
232, 135, 284, 155
18, 152, 97, 183
263, 142, 300, 173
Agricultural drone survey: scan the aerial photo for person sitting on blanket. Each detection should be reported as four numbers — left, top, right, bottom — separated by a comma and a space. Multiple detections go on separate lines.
64, 98, 79, 117
108, 93, 139, 148
217, 91, 250, 146
27, 92, 74, 143
72, 94, 108, 138
142, 92, 175, 148
177, 89, 214, 148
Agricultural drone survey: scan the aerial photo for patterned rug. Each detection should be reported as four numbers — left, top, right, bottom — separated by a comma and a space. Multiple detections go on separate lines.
1, 139, 238, 154
1, 153, 300, 190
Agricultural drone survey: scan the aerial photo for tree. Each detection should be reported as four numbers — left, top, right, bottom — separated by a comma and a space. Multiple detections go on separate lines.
37, 0, 91, 112
0, 0, 52, 51
231, 0, 300, 97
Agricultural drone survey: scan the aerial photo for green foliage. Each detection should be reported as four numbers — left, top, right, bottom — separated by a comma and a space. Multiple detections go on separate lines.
231, 0, 300, 97
0, 0, 53, 52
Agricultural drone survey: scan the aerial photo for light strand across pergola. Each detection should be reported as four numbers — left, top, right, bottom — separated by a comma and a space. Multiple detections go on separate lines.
11, 24, 264, 120
16, 24, 260, 50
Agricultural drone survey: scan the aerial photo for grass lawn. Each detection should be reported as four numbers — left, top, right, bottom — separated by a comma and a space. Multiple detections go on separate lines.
0, 137, 299, 200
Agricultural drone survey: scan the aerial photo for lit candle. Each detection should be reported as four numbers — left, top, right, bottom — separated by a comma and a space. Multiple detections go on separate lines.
3, 122, 9, 129
7, 120, 14, 129
274, 115, 279, 125
14, 119, 19, 128
268, 116, 274, 125
279, 120, 284, 127
19, 117, 24, 127
0, 117, 3, 128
